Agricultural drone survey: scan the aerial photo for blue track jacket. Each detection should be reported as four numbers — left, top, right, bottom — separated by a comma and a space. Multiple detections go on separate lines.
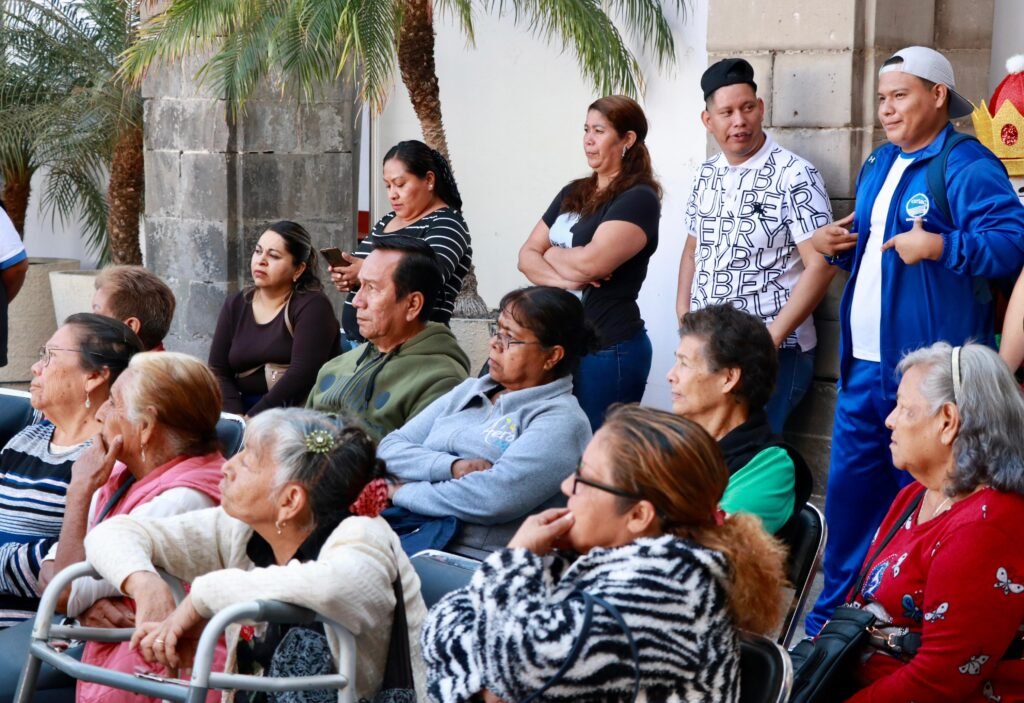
833, 124, 1024, 397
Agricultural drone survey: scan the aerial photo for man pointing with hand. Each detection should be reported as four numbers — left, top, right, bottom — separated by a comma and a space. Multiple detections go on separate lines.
806, 46, 1024, 635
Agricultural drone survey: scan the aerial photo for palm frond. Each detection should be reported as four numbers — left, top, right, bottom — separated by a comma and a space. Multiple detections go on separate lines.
481, 0, 639, 96
435, 0, 475, 46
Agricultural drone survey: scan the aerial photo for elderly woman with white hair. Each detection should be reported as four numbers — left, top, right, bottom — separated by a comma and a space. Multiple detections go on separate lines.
83, 409, 427, 701
842, 342, 1024, 703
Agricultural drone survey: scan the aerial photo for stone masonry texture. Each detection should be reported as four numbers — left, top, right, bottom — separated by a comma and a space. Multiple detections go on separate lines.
140, 3, 359, 358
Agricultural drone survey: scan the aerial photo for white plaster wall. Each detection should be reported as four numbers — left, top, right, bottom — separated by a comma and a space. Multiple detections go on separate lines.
376, 1, 709, 409
21, 168, 98, 268
990, 0, 1024, 92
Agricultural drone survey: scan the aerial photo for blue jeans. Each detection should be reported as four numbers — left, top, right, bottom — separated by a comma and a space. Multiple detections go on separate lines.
804, 358, 914, 636
764, 347, 816, 434
572, 329, 653, 431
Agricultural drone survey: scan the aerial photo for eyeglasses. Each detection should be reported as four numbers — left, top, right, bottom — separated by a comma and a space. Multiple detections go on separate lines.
37, 346, 81, 368
570, 468, 643, 500
488, 322, 544, 351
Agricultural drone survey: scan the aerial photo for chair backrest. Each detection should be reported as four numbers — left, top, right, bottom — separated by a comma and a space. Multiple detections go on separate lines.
410, 549, 481, 608
779, 503, 826, 647
216, 413, 245, 459
0, 389, 34, 449
738, 630, 793, 703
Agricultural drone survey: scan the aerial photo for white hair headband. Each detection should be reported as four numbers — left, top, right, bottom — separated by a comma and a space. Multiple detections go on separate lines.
951, 345, 962, 405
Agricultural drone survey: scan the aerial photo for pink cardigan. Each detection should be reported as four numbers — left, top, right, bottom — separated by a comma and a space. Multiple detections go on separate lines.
78, 452, 224, 703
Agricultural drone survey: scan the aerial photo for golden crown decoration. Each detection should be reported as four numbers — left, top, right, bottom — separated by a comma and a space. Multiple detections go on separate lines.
972, 55, 1024, 176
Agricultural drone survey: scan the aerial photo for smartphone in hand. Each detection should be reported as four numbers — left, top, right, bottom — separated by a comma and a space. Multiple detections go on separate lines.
320, 247, 350, 268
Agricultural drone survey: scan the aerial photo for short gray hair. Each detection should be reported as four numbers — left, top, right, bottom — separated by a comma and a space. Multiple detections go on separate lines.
898, 342, 1024, 496
244, 408, 382, 531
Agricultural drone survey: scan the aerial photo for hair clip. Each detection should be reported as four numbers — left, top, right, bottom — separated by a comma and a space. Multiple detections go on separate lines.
305, 429, 335, 454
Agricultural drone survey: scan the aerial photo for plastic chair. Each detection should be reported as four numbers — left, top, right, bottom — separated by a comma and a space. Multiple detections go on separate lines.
14, 562, 356, 703
778, 503, 827, 647
410, 549, 481, 608
0, 389, 34, 448
738, 630, 793, 703
215, 412, 246, 458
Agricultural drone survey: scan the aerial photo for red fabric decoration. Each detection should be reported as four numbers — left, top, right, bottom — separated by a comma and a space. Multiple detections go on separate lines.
349, 478, 389, 517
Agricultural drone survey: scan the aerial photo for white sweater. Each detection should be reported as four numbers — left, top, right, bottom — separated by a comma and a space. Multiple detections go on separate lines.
84, 507, 428, 700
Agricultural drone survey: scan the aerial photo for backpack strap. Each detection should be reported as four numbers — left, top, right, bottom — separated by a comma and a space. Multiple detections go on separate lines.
925, 131, 977, 224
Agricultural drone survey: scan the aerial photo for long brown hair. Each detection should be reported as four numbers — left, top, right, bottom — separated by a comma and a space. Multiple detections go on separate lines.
561, 95, 662, 218
602, 404, 787, 635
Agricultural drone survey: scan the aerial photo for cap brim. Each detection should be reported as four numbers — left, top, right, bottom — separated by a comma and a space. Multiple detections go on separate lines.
948, 89, 973, 119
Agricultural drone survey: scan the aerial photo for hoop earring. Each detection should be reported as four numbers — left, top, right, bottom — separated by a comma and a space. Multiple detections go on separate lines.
275, 520, 284, 535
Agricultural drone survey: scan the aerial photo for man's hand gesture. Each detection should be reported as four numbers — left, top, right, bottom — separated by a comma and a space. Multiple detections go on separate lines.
880, 218, 944, 265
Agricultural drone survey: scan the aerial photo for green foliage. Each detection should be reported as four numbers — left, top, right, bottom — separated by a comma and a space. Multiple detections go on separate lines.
0, 0, 143, 262
122, 0, 688, 115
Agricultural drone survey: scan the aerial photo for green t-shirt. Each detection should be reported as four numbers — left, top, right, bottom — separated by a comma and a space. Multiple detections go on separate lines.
720, 445, 796, 534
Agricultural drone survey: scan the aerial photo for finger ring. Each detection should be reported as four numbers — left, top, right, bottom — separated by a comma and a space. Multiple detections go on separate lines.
154, 638, 165, 645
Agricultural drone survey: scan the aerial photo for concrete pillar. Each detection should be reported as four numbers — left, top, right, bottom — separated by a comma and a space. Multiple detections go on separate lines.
140, 26, 360, 358
705, 0, 993, 500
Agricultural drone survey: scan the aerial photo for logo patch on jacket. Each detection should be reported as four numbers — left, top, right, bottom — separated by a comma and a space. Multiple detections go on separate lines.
482, 416, 518, 451
906, 193, 931, 218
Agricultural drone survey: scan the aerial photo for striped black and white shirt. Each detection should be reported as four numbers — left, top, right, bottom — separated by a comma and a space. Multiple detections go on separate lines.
423, 535, 740, 702
341, 207, 472, 339
0, 422, 90, 628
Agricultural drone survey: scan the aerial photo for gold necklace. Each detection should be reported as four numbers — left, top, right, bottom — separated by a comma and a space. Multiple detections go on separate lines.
926, 495, 953, 521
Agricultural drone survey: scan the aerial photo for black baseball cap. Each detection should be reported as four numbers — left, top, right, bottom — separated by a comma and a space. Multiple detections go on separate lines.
701, 58, 757, 101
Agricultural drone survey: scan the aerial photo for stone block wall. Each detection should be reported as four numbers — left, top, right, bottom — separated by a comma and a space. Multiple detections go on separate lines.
140, 29, 360, 358
706, 0, 993, 502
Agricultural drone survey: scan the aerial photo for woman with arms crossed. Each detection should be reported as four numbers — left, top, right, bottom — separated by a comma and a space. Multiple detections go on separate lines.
518, 96, 661, 430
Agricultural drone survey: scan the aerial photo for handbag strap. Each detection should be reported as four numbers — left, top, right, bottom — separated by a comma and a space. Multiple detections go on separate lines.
283, 294, 294, 337
520, 591, 641, 703
850, 491, 924, 598
379, 554, 415, 691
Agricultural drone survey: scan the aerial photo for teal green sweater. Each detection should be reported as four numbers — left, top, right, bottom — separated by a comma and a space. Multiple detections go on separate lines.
720, 445, 795, 534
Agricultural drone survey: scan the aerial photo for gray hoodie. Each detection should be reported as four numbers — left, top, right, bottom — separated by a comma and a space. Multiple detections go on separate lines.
379, 374, 591, 525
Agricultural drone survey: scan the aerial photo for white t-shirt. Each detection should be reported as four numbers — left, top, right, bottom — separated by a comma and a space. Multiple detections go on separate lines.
548, 213, 583, 299
850, 156, 915, 362
685, 133, 833, 351
0, 208, 24, 267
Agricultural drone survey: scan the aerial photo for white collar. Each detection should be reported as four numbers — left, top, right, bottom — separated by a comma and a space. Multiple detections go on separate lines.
717, 131, 776, 171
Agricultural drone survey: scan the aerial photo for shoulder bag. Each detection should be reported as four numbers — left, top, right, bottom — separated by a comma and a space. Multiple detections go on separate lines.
788, 492, 923, 703
237, 296, 294, 391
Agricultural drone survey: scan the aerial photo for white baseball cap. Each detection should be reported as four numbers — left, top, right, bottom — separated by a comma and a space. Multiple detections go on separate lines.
879, 46, 974, 119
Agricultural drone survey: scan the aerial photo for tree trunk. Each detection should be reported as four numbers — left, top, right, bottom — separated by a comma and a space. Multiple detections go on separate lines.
107, 125, 144, 265
397, 0, 489, 317
1, 169, 31, 238
398, 0, 450, 163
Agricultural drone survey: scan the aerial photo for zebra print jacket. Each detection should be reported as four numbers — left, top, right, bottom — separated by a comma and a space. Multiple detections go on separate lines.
422, 535, 740, 702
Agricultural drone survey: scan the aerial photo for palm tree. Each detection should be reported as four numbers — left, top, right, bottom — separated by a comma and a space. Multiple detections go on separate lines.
122, 0, 686, 311
0, 25, 44, 236
1, 0, 143, 264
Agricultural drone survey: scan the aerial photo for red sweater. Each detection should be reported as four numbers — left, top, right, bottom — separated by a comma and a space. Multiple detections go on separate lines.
848, 483, 1024, 703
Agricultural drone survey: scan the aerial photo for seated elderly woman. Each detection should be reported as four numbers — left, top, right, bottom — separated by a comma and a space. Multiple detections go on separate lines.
35, 352, 224, 703
423, 405, 787, 702
84, 409, 427, 700
0, 313, 141, 629
379, 286, 594, 549
667, 303, 807, 535
842, 342, 1024, 702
